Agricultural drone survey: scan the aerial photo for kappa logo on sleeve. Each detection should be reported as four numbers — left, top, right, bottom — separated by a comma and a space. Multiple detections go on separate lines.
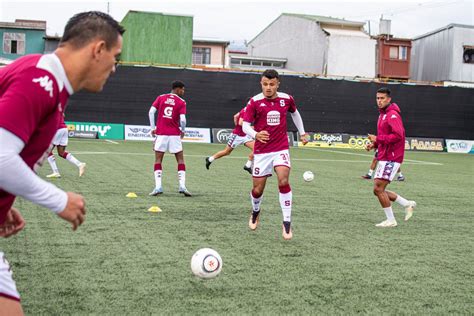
32, 76, 54, 97
391, 114, 398, 119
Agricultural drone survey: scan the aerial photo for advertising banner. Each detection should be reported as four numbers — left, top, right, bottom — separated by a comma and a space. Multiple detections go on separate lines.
66, 121, 124, 140
182, 128, 211, 143
125, 125, 154, 141
68, 130, 97, 139
297, 132, 348, 148
405, 137, 445, 152
211, 128, 233, 144
344, 135, 371, 150
446, 139, 474, 154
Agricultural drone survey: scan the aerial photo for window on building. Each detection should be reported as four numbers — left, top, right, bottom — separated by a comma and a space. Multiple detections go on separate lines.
3, 32, 26, 55
241, 59, 251, 65
398, 46, 407, 60
272, 62, 284, 68
230, 58, 240, 65
463, 46, 474, 64
389, 46, 398, 59
262, 61, 272, 67
192, 47, 211, 64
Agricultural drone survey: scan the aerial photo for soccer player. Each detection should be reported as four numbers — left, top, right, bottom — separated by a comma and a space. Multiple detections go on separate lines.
148, 81, 191, 197
361, 149, 405, 181
46, 115, 86, 178
0, 11, 124, 314
242, 69, 309, 240
367, 88, 416, 228
205, 106, 255, 174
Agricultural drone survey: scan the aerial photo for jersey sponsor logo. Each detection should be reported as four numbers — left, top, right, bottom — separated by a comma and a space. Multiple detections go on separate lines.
164, 98, 175, 105
32, 75, 54, 97
391, 114, 397, 119
163, 106, 173, 119
267, 110, 280, 126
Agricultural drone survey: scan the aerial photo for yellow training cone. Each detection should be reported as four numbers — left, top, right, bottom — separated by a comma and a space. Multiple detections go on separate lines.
126, 192, 138, 198
148, 206, 162, 213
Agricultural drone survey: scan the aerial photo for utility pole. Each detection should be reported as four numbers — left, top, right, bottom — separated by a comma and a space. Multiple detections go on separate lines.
107, 2, 110, 14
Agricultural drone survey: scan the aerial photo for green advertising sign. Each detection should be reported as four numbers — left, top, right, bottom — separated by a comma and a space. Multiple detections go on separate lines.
65, 121, 124, 140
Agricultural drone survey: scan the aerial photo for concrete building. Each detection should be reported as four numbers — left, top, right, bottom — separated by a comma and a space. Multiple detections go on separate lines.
120, 11, 193, 65
247, 13, 376, 77
192, 37, 229, 68
0, 19, 46, 60
410, 24, 474, 83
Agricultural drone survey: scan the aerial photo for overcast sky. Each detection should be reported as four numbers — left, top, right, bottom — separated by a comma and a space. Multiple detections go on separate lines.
0, 0, 472, 42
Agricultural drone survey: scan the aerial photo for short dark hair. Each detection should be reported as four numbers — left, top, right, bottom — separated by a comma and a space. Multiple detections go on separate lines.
60, 11, 125, 49
172, 80, 185, 89
262, 69, 279, 80
377, 87, 391, 96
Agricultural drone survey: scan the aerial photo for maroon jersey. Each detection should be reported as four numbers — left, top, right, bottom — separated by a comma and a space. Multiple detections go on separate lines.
232, 107, 247, 137
0, 54, 72, 223
243, 92, 297, 154
58, 114, 67, 129
152, 93, 186, 136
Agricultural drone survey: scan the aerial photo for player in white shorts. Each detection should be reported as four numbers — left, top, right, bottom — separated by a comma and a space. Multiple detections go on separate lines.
46, 118, 86, 178
242, 69, 309, 240
148, 80, 191, 196
0, 252, 20, 302
205, 106, 255, 174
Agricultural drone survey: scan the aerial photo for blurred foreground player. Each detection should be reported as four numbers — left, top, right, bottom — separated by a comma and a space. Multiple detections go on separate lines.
0, 11, 124, 314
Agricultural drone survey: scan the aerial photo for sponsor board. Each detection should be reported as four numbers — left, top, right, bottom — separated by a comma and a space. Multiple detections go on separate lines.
405, 137, 445, 152
297, 132, 349, 148
125, 125, 154, 141
183, 128, 211, 143
446, 139, 474, 154
68, 130, 97, 139
344, 135, 371, 150
66, 121, 124, 140
212, 128, 233, 144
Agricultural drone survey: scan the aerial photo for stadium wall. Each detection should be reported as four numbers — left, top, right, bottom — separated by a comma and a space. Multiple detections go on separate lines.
66, 66, 474, 140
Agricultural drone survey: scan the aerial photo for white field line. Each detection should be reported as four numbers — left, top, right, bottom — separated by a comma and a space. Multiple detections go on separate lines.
72, 151, 436, 165
296, 147, 443, 165
104, 140, 119, 144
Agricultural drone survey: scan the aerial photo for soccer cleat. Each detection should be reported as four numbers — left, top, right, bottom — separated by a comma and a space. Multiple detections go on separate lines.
205, 157, 212, 170
404, 201, 416, 221
79, 163, 86, 177
179, 187, 192, 197
361, 174, 372, 179
148, 188, 163, 196
282, 221, 293, 240
375, 219, 398, 228
248, 210, 260, 230
397, 175, 405, 181
46, 172, 61, 178
243, 165, 252, 175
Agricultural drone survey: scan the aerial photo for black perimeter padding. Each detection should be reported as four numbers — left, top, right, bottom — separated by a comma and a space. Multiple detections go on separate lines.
66, 66, 474, 139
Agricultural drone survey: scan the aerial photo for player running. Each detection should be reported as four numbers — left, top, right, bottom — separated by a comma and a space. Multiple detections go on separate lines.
148, 80, 191, 197
367, 87, 416, 228
205, 106, 255, 174
242, 69, 309, 240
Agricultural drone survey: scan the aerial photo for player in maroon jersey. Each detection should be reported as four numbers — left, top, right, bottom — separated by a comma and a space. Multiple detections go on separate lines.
205, 106, 255, 174
0, 11, 124, 314
242, 69, 309, 240
148, 81, 191, 197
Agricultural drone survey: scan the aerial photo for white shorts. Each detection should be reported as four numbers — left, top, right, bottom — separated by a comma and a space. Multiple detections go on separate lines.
52, 128, 68, 146
374, 161, 401, 182
0, 252, 20, 302
227, 133, 253, 149
154, 135, 183, 154
253, 149, 291, 177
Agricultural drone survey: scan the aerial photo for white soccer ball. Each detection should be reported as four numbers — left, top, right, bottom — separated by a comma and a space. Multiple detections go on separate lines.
190, 248, 223, 279
303, 171, 314, 182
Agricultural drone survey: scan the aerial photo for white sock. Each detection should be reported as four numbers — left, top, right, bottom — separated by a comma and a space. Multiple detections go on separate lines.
208, 156, 215, 162
154, 170, 162, 188
178, 170, 186, 188
48, 155, 59, 174
66, 153, 82, 167
395, 195, 410, 207
279, 191, 292, 222
250, 192, 263, 212
368, 169, 374, 176
383, 207, 395, 221
245, 160, 252, 168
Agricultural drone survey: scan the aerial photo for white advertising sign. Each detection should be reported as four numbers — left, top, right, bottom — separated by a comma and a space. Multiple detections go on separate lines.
124, 125, 154, 141
183, 128, 211, 143
446, 139, 474, 154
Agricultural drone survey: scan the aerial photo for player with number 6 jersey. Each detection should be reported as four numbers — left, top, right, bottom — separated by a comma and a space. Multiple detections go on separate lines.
242, 69, 309, 240
148, 80, 191, 197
